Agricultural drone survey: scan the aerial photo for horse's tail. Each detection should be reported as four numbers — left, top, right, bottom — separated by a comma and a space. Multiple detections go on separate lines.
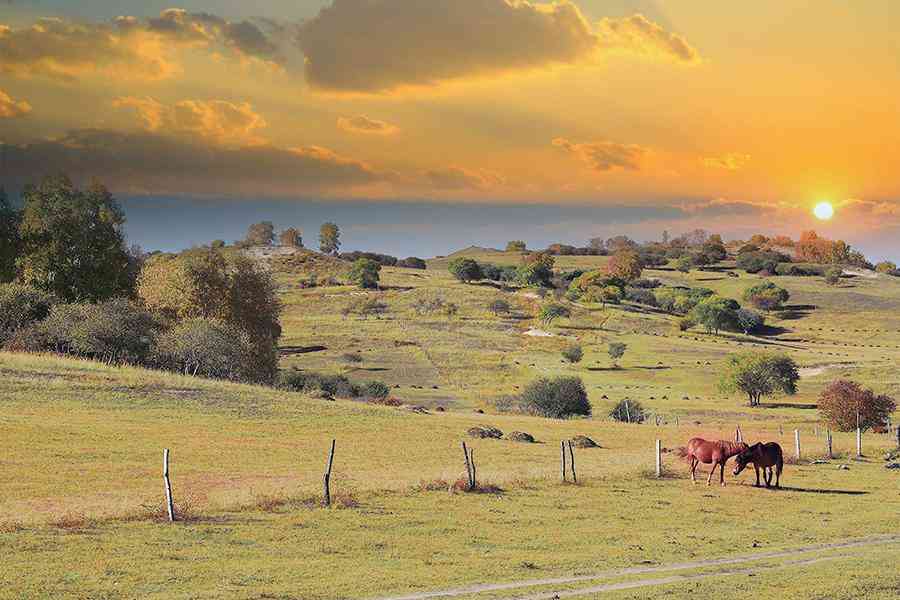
776, 447, 784, 477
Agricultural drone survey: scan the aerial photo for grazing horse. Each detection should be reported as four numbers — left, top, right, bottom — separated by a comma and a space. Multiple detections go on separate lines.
686, 438, 748, 486
733, 442, 784, 488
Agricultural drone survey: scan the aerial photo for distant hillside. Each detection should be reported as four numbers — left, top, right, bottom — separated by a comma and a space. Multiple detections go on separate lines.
243, 245, 350, 279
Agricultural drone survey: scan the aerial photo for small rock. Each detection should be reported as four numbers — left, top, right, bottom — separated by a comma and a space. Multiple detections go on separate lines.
570, 435, 599, 448
838, 464, 850, 470
885, 463, 900, 470
475, 409, 485, 414
507, 431, 535, 443
435, 406, 446, 412
812, 459, 828, 464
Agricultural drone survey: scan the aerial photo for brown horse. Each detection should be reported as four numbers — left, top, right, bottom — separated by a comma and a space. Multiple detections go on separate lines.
686, 438, 748, 486
733, 442, 784, 488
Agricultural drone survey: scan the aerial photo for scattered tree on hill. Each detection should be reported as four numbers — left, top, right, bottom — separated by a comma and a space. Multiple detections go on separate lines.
608, 341, 627, 368
824, 266, 843, 286
818, 380, 896, 432
518, 376, 591, 418
279, 227, 303, 248
736, 250, 783, 274
348, 258, 381, 289
538, 302, 570, 325
719, 351, 799, 407
691, 296, 740, 335
154, 318, 255, 381
516, 252, 555, 287
735, 308, 764, 334
561, 344, 583, 364
700, 236, 728, 263
743, 281, 790, 311
246, 221, 275, 246
604, 235, 638, 253
319, 222, 341, 255
211, 239, 226, 249
606, 249, 643, 282
397, 257, 427, 269
448, 257, 483, 283
16, 175, 133, 302
609, 398, 646, 423
506, 240, 527, 252
675, 255, 693, 273
875, 261, 896, 274
0, 188, 20, 283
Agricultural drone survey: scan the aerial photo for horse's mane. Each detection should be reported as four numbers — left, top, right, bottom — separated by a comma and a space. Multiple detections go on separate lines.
720, 440, 749, 456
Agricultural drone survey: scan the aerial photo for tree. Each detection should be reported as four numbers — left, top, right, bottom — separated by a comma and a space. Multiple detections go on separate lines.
818, 380, 896, 432
691, 296, 740, 335
719, 351, 799, 407
609, 398, 647, 423
605, 235, 638, 253
0, 283, 56, 345
735, 308, 764, 334
824, 266, 843, 286
700, 237, 728, 263
348, 258, 381, 289
506, 240, 527, 252
397, 257, 427, 269
608, 341, 627, 367
279, 227, 303, 248
518, 376, 591, 418
245, 221, 275, 246
743, 281, 790, 311
875, 261, 896, 274
538, 302, 570, 325
211, 239, 226, 249
606, 249, 642, 281
319, 222, 341, 255
0, 188, 20, 282
448, 257, 483, 283
16, 175, 132, 302
561, 344, 583, 364
516, 252, 555, 287
675, 255, 693, 273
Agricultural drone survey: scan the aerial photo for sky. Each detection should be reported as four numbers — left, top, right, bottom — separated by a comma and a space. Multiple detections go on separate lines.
1, 1, 899, 259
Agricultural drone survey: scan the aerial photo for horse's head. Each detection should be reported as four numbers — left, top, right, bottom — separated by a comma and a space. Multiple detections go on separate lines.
732, 447, 754, 476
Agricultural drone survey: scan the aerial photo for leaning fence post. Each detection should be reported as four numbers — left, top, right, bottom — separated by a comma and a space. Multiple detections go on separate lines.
567, 440, 576, 483
560, 441, 567, 482
794, 429, 801, 461
323, 439, 335, 507
462, 441, 473, 490
826, 429, 833, 460
856, 427, 862, 458
655, 439, 662, 478
468, 447, 476, 490
163, 449, 175, 523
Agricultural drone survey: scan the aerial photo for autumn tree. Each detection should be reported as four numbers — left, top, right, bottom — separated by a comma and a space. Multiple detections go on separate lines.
16, 175, 132, 302
606, 249, 642, 282
506, 240, 527, 252
516, 252, 555, 287
319, 222, 341, 255
245, 221, 275, 246
818, 380, 896, 432
279, 227, 303, 248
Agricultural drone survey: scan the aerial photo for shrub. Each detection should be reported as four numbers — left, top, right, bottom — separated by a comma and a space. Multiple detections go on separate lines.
606, 250, 642, 281
875, 261, 896, 274
360, 381, 390, 400
448, 257, 483, 283
397, 257, 427, 269
630, 278, 662, 289
348, 258, 381, 289
154, 318, 255, 381
609, 399, 647, 423
506, 240, 527, 253
561, 344, 583, 364
824, 266, 843, 286
0, 283, 56, 346
743, 281, 790, 311
277, 371, 359, 398
518, 376, 591, 418
690, 296, 740, 335
736, 250, 786, 274
340, 352, 363, 363
625, 287, 657, 306
339, 251, 397, 266
818, 380, 896, 432
538, 302, 570, 325
677, 316, 695, 331
515, 252, 554, 287
488, 298, 511, 316
675, 255, 693, 273
342, 297, 387, 319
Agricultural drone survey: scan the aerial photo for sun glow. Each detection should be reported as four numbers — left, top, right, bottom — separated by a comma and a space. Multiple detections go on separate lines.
813, 201, 834, 220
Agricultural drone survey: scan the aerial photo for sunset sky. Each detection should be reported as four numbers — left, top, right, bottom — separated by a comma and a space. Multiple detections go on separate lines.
1, 1, 899, 258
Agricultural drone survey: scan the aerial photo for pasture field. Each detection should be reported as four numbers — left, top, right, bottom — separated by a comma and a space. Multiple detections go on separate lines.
2, 249, 900, 599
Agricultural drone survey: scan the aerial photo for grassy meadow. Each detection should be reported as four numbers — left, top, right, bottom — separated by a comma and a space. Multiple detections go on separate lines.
2, 247, 900, 599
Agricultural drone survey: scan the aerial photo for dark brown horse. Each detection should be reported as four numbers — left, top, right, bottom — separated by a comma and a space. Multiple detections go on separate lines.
733, 442, 783, 488
686, 438, 748, 486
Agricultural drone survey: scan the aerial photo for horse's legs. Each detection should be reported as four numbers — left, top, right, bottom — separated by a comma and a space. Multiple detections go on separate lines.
754, 464, 760, 487
690, 457, 697, 484
706, 462, 715, 486
720, 462, 726, 486
764, 467, 772, 487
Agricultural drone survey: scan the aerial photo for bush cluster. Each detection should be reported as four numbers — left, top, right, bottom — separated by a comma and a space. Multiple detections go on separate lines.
518, 376, 591, 418
277, 371, 390, 401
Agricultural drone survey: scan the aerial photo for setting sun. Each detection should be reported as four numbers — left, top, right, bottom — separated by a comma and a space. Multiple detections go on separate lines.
814, 201, 835, 220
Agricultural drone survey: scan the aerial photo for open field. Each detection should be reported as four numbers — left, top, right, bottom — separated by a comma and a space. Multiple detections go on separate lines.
2, 250, 899, 599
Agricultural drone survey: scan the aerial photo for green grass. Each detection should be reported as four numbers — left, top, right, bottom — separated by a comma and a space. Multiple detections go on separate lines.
2, 251, 899, 598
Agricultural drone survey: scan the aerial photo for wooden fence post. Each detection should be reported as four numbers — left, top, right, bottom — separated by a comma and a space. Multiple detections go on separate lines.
794, 429, 801, 461
856, 427, 862, 458
735, 426, 743, 444
462, 441, 474, 490
560, 441, 567, 482
896, 425, 900, 448
567, 440, 576, 483
468, 447, 476, 490
655, 439, 662, 478
826, 429, 833, 460
779, 424, 784, 436
323, 439, 335, 507
624, 400, 632, 424
162, 449, 175, 523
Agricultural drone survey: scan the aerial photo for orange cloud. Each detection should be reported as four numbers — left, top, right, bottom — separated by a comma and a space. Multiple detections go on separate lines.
701, 153, 751, 171
552, 137, 648, 172
426, 166, 505, 190
596, 14, 700, 63
0, 88, 31, 118
113, 97, 268, 146
296, 1, 695, 93
337, 115, 399, 135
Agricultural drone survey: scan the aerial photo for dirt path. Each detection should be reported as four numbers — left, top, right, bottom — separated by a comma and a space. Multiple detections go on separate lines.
371, 534, 900, 600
